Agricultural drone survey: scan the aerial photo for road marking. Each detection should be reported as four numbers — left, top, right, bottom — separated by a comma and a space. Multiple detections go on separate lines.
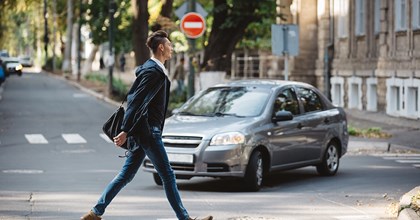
25, 134, 48, 144
100, 133, 113, 143
62, 134, 87, 144
73, 93, 89, 98
395, 159, 420, 164
371, 154, 420, 169
61, 149, 95, 154
2, 169, 44, 174
334, 216, 373, 220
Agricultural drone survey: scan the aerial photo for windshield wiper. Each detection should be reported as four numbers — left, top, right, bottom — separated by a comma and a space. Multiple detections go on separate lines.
212, 112, 245, 118
177, 111, 198, 116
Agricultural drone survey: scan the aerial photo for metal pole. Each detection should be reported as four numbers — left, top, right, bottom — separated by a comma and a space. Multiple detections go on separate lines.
77, 0, 82, 81
108, 0, 115, 95
187, 0, 196, 98
283, 25, 289, 81
43, 0, 49, 66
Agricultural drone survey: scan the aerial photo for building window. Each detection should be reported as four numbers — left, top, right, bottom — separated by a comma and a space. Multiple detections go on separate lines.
331, 76, 344, 107
413, 0, 420, 30
395, 0, 407, 31
347, 77, 362, 110
367, 78, 378, 112
404, 79, 420, 119
374, 0, 381, 34
386, 78, 404, 116
336, 0, 349, 38
355, 0, 365, 36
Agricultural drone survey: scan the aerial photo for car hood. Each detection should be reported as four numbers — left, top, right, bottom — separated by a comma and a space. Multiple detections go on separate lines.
163, 115, 260, 140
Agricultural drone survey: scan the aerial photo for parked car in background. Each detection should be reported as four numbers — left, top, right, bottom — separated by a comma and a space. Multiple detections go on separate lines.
143, 80, 349, 191
19, 55, 33, 67
5, 58, 23, 77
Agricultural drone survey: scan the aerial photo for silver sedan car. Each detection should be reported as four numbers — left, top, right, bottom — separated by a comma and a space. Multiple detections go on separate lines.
143, 80, 348, 191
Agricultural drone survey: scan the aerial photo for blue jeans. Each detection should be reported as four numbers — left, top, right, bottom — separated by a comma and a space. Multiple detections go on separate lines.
92, 126, 189, 220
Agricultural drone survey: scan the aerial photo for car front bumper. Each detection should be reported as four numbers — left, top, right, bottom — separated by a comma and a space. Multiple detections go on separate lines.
142, 140, 246, 178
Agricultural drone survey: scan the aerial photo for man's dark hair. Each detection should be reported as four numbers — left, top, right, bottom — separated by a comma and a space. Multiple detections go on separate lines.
146, 30, 169, 54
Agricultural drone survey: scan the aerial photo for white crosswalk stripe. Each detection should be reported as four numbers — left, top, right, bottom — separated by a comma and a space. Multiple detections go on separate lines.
25, 134, 48, 144
371, 153, 420, 169
100, 133, 113, 143
62, 133, 87, 144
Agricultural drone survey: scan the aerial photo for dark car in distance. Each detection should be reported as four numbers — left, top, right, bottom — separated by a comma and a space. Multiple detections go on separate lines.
143, 80, 349, 191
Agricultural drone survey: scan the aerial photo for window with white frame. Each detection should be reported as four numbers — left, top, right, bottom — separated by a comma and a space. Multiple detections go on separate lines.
386, 78, 404, 116
347, 77, 362, 110
404, 78, 420, 119
355, 0, 365, 36
330, 76, 344, 107
336, 0, 349, 38
413, 0, 420, 30
395, 0, 407, 31
367, 78, 378, 112
374, 0, 381, 34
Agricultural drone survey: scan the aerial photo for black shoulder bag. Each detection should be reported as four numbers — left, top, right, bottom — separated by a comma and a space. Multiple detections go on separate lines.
102, 100, 128, 149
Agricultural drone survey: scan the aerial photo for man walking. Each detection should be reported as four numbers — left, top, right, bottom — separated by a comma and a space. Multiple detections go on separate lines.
81, 30, 212, 220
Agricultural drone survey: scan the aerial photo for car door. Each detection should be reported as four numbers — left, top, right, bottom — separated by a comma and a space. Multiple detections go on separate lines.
267, 87, 308, 167
295, 86, 329, 161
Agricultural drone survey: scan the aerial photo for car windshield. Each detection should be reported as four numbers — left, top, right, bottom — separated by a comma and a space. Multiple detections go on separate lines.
179, 86, 271, 117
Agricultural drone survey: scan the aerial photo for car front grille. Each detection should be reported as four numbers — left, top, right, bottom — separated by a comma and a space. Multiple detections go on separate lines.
144, 160, 195, 172
162, 135, 202, 148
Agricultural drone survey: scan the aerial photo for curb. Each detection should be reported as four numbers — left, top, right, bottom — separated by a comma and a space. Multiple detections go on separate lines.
348, 140, 420, 154
398, 186, 420, 220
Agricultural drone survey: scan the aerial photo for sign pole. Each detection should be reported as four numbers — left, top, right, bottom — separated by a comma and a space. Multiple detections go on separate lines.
187, 0, 196, 99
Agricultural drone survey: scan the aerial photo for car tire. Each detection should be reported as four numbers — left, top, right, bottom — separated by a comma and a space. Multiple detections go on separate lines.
18, 71, 22, 77
316, 142, 340, 176
243, 150, 264, 192
153, 173, 163, 186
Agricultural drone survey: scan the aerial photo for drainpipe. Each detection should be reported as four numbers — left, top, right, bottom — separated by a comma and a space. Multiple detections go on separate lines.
324, 0, 335, 101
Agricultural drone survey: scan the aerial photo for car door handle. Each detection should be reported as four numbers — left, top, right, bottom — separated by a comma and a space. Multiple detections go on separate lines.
324, 118, 330, 124
297, 123, 304, 129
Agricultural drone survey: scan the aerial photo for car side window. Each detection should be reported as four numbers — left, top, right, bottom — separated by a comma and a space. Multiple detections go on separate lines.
296, 87, 323, 113
273, 88, 300, 115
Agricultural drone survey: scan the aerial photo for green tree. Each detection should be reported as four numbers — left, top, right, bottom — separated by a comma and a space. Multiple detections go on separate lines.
201, 0, 274, 72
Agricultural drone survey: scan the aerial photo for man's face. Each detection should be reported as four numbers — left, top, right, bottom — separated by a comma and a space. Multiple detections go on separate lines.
161, 38, 173, 61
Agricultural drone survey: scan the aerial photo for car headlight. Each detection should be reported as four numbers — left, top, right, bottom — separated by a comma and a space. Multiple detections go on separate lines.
210, 132, 245, 146
16, 64, 23, 71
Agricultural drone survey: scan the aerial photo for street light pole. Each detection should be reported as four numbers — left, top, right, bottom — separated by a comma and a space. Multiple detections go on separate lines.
108, 0, 116, 96
187, 0, 196, 98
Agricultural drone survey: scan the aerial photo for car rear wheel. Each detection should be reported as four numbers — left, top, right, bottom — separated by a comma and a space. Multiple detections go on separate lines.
316, 142, 340, 176
153, 173, 163, 186
243, 151, 263, 191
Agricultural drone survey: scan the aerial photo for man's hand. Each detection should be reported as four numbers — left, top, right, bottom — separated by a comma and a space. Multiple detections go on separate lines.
113, 131, 127, 147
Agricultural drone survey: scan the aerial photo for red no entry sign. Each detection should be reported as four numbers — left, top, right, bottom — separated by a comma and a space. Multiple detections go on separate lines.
180, 12, 206, 39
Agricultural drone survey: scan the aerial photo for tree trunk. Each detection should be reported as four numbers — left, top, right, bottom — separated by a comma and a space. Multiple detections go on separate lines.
82, 44, 99, 75
160, 0, 173, 18
202, 0, 259, 72
62, 0, 73, 73
132, 0, 150, 66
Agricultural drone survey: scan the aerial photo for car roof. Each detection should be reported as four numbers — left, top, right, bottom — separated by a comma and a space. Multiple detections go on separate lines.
214, 79, 313, 90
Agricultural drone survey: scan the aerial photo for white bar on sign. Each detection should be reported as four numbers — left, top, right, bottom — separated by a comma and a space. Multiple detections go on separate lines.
62, 134, 87, 144
25, 134, 48, 144
184, 22, 203, 28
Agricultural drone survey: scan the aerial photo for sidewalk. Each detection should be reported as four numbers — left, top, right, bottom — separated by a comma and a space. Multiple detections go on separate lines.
346, 108, 420, 153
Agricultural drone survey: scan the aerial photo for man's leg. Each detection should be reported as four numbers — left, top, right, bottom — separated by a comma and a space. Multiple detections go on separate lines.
145, 126, 189, 220
92, 143, 145, 216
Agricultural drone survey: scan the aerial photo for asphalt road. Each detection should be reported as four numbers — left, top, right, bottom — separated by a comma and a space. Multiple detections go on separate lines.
0, 72, 419, 220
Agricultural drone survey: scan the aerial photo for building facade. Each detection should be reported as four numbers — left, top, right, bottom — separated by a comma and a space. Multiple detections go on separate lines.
271, 0, 420, 120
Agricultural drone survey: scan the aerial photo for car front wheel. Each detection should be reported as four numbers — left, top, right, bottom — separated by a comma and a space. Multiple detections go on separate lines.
243, 150, 263, 191
316, 142, 340, 176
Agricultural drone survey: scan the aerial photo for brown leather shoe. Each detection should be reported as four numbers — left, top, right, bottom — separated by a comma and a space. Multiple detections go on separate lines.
80, 210, 102, 220
188, 216, 213, 220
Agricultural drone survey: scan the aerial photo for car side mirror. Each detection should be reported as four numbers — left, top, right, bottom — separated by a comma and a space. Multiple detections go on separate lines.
272, 111, 293, 123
